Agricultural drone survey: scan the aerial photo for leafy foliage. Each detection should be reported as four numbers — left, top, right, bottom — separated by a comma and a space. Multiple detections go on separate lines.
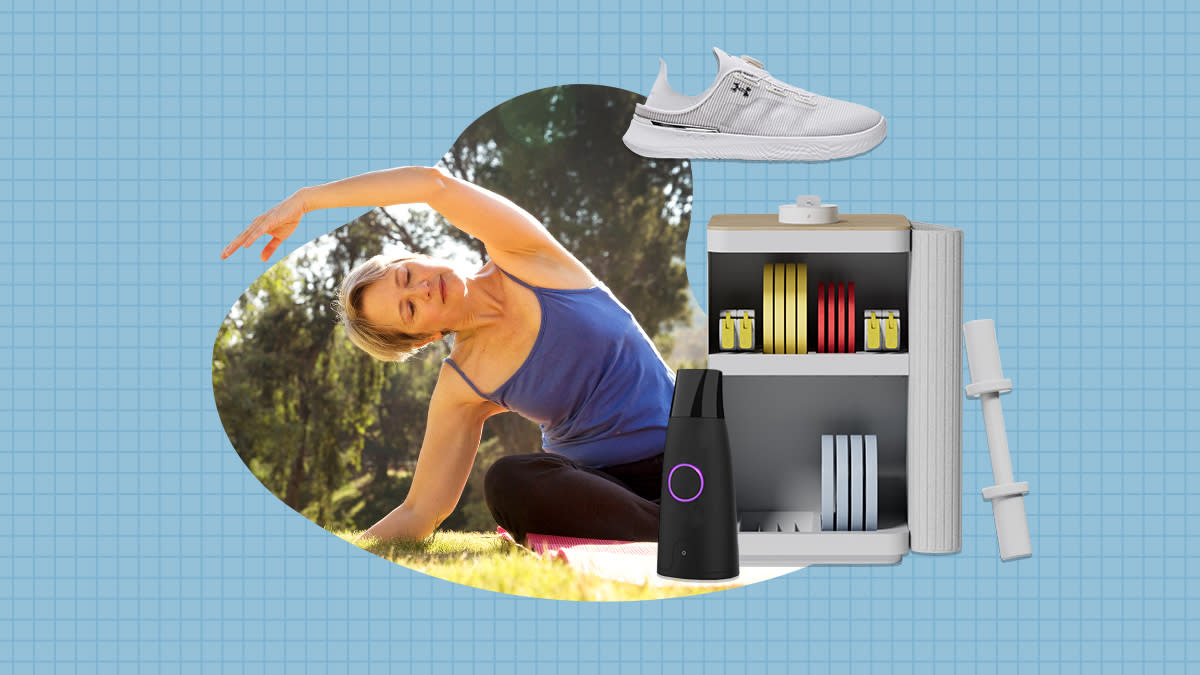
214, 260, 387, 525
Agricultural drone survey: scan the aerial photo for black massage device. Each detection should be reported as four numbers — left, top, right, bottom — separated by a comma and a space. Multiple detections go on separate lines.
657, 369, 740, 581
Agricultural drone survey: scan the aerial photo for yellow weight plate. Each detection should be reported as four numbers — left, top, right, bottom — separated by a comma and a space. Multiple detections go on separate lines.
762, 264, 774, 354
784, 263, 796, 354
774, 263, 785, 354
798, 264, 808, 353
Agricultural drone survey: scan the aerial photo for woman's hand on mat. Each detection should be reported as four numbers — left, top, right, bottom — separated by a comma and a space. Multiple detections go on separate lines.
222, 190, 308, 262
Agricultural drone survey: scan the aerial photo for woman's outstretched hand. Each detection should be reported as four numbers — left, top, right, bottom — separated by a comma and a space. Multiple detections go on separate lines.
221, 190, 308, 262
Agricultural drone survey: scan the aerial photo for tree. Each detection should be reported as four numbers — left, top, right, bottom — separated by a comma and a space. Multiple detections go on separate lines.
214, 214, 396, 525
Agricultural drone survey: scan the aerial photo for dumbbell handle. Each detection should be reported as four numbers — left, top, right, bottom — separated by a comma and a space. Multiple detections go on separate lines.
980, 395, 1014, 485
963, 319, 1032, 561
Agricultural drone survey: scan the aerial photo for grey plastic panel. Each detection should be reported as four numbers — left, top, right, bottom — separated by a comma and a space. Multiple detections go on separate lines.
721, 375, 908, 524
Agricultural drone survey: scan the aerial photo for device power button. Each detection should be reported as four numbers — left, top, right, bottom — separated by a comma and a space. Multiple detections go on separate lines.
667, 463, 704, 502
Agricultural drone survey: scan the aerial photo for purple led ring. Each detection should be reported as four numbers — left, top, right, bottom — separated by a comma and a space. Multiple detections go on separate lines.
667, 463, 704, 502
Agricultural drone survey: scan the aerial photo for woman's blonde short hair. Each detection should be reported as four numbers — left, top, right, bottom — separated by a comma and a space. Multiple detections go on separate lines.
336, 254, 441, 362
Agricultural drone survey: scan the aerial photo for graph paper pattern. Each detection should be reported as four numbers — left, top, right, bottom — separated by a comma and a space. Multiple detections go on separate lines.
2, 0, 1198, 671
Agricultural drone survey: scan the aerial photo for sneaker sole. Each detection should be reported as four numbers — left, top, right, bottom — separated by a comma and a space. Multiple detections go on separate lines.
622, 115, 886, 161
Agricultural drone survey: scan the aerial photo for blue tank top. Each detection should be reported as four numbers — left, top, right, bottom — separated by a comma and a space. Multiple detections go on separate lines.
444, 267, 675, 468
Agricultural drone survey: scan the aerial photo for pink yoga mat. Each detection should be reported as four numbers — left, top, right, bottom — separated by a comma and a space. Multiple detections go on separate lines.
497, 528, 662, 586
496, 528, 799, 588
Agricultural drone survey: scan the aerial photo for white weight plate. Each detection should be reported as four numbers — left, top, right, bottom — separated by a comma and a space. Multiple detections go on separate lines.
865, 434, 879, 531
836, 435, 849, 531
821, 435, 834, 531
851, 434, 864, 531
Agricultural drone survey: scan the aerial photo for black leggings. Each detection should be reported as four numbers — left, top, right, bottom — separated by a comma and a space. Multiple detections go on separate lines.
484, 452, 663, 543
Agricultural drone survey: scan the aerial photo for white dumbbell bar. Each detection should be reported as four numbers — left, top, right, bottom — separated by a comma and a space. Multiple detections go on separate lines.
963, 319, 1032, 561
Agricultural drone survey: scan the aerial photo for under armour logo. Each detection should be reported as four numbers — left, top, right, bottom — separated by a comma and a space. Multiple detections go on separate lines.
731, 82, 752, 97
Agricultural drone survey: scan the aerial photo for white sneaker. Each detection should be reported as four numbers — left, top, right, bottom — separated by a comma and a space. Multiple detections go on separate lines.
623, 48, 886, 161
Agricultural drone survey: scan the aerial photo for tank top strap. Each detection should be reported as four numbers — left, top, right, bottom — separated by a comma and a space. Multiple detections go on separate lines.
495, 264, 541, 292
442, 357, 492, 401
495, 263, 602, 296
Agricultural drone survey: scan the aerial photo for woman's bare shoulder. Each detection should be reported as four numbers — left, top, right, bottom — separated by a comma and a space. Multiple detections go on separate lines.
485, 254, 597, 291
432, 359, 505, 416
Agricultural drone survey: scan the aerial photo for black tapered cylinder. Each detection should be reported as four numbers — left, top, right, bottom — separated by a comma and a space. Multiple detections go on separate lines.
658, 369, 740, 581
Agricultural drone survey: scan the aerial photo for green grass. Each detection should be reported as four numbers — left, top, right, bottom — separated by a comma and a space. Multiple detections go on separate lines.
338, 530, 734, 601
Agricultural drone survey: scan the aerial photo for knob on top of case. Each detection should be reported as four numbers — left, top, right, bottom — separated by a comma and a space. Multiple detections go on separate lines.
779, 195, 839, 224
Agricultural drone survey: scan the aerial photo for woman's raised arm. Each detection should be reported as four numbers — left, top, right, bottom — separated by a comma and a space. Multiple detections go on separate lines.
222, 166, 575, 269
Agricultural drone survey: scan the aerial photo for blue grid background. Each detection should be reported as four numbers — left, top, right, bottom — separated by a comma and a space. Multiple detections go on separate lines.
2, 0, 1198, 671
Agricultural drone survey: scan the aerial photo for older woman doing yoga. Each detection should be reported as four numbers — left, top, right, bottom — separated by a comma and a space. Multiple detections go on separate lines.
222, 166, 675, 543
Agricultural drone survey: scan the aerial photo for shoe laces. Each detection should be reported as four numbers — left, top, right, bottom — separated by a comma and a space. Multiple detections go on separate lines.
734, 55, 818, 107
